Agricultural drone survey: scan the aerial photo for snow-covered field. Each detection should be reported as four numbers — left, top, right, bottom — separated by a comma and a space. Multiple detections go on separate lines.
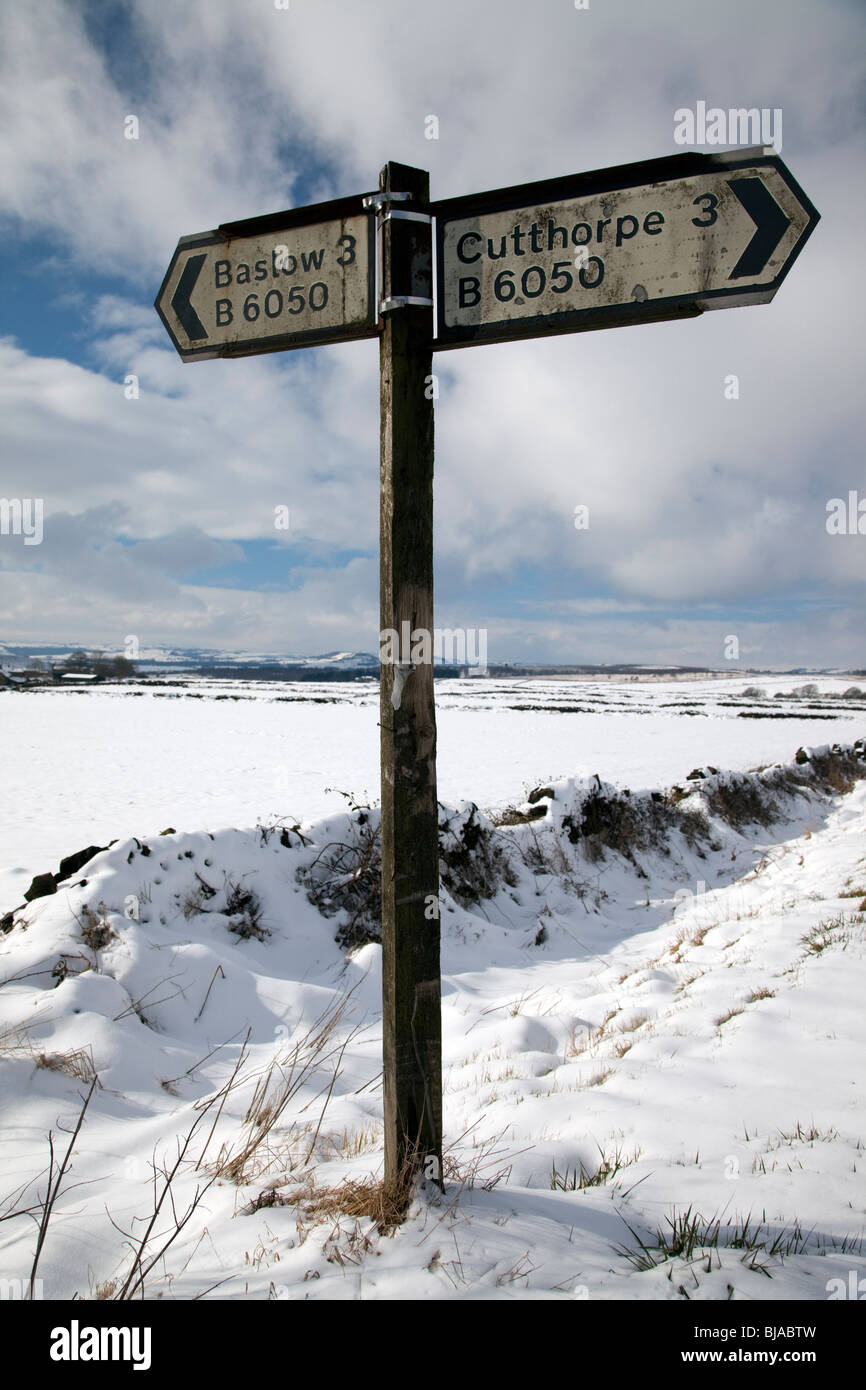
1, 673, 863, 911
0, 676, 864, 1302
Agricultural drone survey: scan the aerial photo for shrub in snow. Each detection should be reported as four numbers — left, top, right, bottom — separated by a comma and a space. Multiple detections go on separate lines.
438, 803, 517, 908
558, 781, 709, 867
224, 880, 268, 941
299, 800, 516, 950
78, 902, 116, 952
302, 806, 382, 952
702, 773, 782, 830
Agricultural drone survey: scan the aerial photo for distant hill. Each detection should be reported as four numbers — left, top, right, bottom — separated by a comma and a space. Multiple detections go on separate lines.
0, 642, 857, 680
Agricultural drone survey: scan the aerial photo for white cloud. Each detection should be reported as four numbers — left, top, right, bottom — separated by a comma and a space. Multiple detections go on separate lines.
0, 0, 863, 664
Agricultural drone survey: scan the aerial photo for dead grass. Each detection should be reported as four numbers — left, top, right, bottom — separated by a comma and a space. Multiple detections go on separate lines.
565, 1008, 619, 1058
0, 1017, 39, 1057
273, 1165, 417, 1233
95, 1279, 120, 1299
615, 1011, 652, 1034
581, 1067, 614, 1089
715, 1007, 744, 1028
211, 989, 359, 1184
0, 1015, 100, 1085
77, 903, 115, 953
269, 1121, 524, 1237
668, 922, 714, 963
35, 1046, 99, 1084
318, 1123, 382, 1161
675, 967, 706, 994
266, 1123, 469, 1234
801, 911, 865, 957
181, 878, 215, 919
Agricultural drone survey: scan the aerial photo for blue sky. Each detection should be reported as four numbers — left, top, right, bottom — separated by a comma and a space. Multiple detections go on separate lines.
0, 0, 864, 667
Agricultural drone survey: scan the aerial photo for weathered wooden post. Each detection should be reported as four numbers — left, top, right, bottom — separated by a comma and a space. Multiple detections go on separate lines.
375, 161, 443, 1190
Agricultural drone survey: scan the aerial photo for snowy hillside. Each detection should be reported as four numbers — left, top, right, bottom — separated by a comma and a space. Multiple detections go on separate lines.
1, 739, 863, 1301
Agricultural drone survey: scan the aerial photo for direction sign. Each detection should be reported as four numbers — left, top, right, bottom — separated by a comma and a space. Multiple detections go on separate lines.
155, 194, 377, 361
433, 148, 819, 350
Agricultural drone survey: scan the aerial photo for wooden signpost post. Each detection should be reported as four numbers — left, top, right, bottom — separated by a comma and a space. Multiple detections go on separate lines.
156, 146, 818, 1195
369, 163, 442, 1188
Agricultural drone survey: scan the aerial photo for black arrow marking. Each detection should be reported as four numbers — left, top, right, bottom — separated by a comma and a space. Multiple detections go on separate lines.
727, 178, 791, 280
171, 253, 208, 339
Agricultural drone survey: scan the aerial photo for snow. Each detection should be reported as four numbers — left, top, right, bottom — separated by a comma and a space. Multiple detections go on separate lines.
1, 673, 861, 911
0, 677, 863, 1301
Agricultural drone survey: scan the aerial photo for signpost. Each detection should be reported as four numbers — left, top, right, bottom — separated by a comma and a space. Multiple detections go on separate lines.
433, 149, 819, 350
155, 146, 818, 1198
155, 194, 377, 360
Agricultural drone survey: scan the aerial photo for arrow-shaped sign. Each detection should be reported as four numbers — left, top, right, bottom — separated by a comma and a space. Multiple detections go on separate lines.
432, 147, 819, 351
155, 193, 377, 362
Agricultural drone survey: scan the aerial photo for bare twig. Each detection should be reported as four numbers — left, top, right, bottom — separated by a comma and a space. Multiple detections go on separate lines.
194, 965, 225, 1022
28, 1078, 98, 1298
194, 1029, 252, 1172
113, 1102, 220, 1300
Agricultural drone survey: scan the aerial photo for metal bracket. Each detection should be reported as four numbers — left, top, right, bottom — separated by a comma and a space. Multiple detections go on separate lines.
380, 296, 434, 314
370, 192, 433, 317
381, 209, 432, 225
362, 191, 412, 212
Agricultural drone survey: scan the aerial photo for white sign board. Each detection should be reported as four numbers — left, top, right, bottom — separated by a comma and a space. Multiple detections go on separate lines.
434, 149, 819, 350
156, 199, 376, 361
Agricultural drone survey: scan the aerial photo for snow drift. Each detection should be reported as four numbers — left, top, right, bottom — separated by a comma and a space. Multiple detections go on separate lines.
0, 741, 864, 1300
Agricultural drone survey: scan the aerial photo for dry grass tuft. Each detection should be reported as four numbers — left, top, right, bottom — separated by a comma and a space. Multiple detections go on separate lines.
801, 911, 865, 957
715, 1007, 744, 1028
581, 1067, 614, 1089
565, 1008, 619, 1059
35, 1047, 99, 1084
211, 990, 359, 1185
668, 922, 713, 962
279, 1171, 415, 1232
269, 1137, 429, 1233
0, 1016, 100, 1085
616, 1010, 652, 1034
91, 1278, 119, 1300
